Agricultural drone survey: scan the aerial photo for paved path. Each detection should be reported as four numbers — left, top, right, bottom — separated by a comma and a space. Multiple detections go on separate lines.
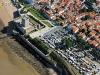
29, 26, 58, 38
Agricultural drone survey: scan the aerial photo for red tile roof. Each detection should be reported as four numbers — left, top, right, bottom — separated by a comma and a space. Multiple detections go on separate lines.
95, 37, 100, 44
89, 40, 99, 46
89, 30, 96, 36
78, 32, 86, 38
71, 25, 79, 33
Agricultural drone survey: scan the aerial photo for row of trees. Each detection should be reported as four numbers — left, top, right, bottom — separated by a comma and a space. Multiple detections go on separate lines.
79, 7, 95, 13
61, 36, 91, 50
92, 48, 100, 57
31, 38, 49, 54
49, 51, 73, 75
76, 38, 91, 50
61, 38, 73, 48
81, 14, 92, 20
87, 0, 96, 3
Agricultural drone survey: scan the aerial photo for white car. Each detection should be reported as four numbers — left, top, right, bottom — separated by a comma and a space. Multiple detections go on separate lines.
75, 66, 79, 70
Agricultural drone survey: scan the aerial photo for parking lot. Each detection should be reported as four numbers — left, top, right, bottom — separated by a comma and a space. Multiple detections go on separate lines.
40, 26, 70, 49
56, 48, 100, 75
39, 26, 100, 75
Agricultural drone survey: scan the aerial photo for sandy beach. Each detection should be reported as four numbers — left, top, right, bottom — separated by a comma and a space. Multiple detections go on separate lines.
0, 0, 17, 26
0, 42, 39, 75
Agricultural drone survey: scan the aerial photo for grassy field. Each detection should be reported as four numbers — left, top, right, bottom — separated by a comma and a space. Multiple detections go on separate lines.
41, 21, 53, 27
23, 4, 31, 8
29, 17, 39, 25
28, 8, 45, 20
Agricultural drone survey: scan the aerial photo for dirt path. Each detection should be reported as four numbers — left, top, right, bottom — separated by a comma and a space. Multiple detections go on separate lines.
0, 42, 40, 75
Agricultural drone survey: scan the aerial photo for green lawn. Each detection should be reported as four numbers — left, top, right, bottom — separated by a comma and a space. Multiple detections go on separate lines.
41, 21, 53, 27
47, 55, 57, 64
29, 17, 39, 24
23, 4, 31, 8
28, 8, 45, 20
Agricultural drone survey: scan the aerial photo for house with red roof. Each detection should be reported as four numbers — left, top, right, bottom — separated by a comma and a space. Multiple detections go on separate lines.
78, 32, 86, 39
70, 25, 79, 34
89, 40, 99, 47
89, 30, 96, 37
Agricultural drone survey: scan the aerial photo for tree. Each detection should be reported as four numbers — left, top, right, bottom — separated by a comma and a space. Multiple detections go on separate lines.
61, 38, 66, 45
81, 29, 87, 33
85, 14, 91, 20
32, 38, 49, 54
82, 7, 87, 12
84, 43, 91, 49
88, 0, 95, 3
87, 6, 95, 12
61, 39, 73, 48
91, 36, 95, 40
66, 39, 73, 48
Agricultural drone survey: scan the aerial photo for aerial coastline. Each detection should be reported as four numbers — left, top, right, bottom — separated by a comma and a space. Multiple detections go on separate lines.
0, 0, 100, 75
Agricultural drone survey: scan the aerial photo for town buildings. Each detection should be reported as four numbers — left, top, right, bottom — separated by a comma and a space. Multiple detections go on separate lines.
18, 0, 100, 53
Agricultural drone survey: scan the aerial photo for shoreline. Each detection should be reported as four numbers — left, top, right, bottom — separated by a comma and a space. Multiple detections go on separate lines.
0, 36, 50, 75
0, 17, 52, 75
0, 42, 40, 75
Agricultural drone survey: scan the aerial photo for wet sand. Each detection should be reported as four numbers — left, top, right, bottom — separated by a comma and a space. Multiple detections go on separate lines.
0, 0, 17, 26
0, 42, 39, 75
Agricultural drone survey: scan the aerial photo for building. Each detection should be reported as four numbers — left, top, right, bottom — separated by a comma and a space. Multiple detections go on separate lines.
89, 30, 96, 37
71, 26, 79, 34
22, 0, 33, 4
14, 15, 40, 34
44, 9, 56, 20
89, 40, 99, 47
78, 32, 86, 39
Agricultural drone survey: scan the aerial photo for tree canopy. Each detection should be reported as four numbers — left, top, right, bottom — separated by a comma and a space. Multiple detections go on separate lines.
31, 38, 49, 54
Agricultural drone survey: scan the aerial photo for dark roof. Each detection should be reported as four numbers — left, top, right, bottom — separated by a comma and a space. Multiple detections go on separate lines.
84, 1, 93, 6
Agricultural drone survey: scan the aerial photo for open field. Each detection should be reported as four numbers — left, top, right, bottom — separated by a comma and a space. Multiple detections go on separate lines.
28, 8, 45, 20
0, 42, 39, 75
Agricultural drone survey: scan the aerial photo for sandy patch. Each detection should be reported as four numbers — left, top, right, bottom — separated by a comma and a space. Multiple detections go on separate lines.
0, 0, 17, 26
0, 42, 39, 75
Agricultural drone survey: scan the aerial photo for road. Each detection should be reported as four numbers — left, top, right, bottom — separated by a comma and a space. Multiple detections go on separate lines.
29, 26, 59, 39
